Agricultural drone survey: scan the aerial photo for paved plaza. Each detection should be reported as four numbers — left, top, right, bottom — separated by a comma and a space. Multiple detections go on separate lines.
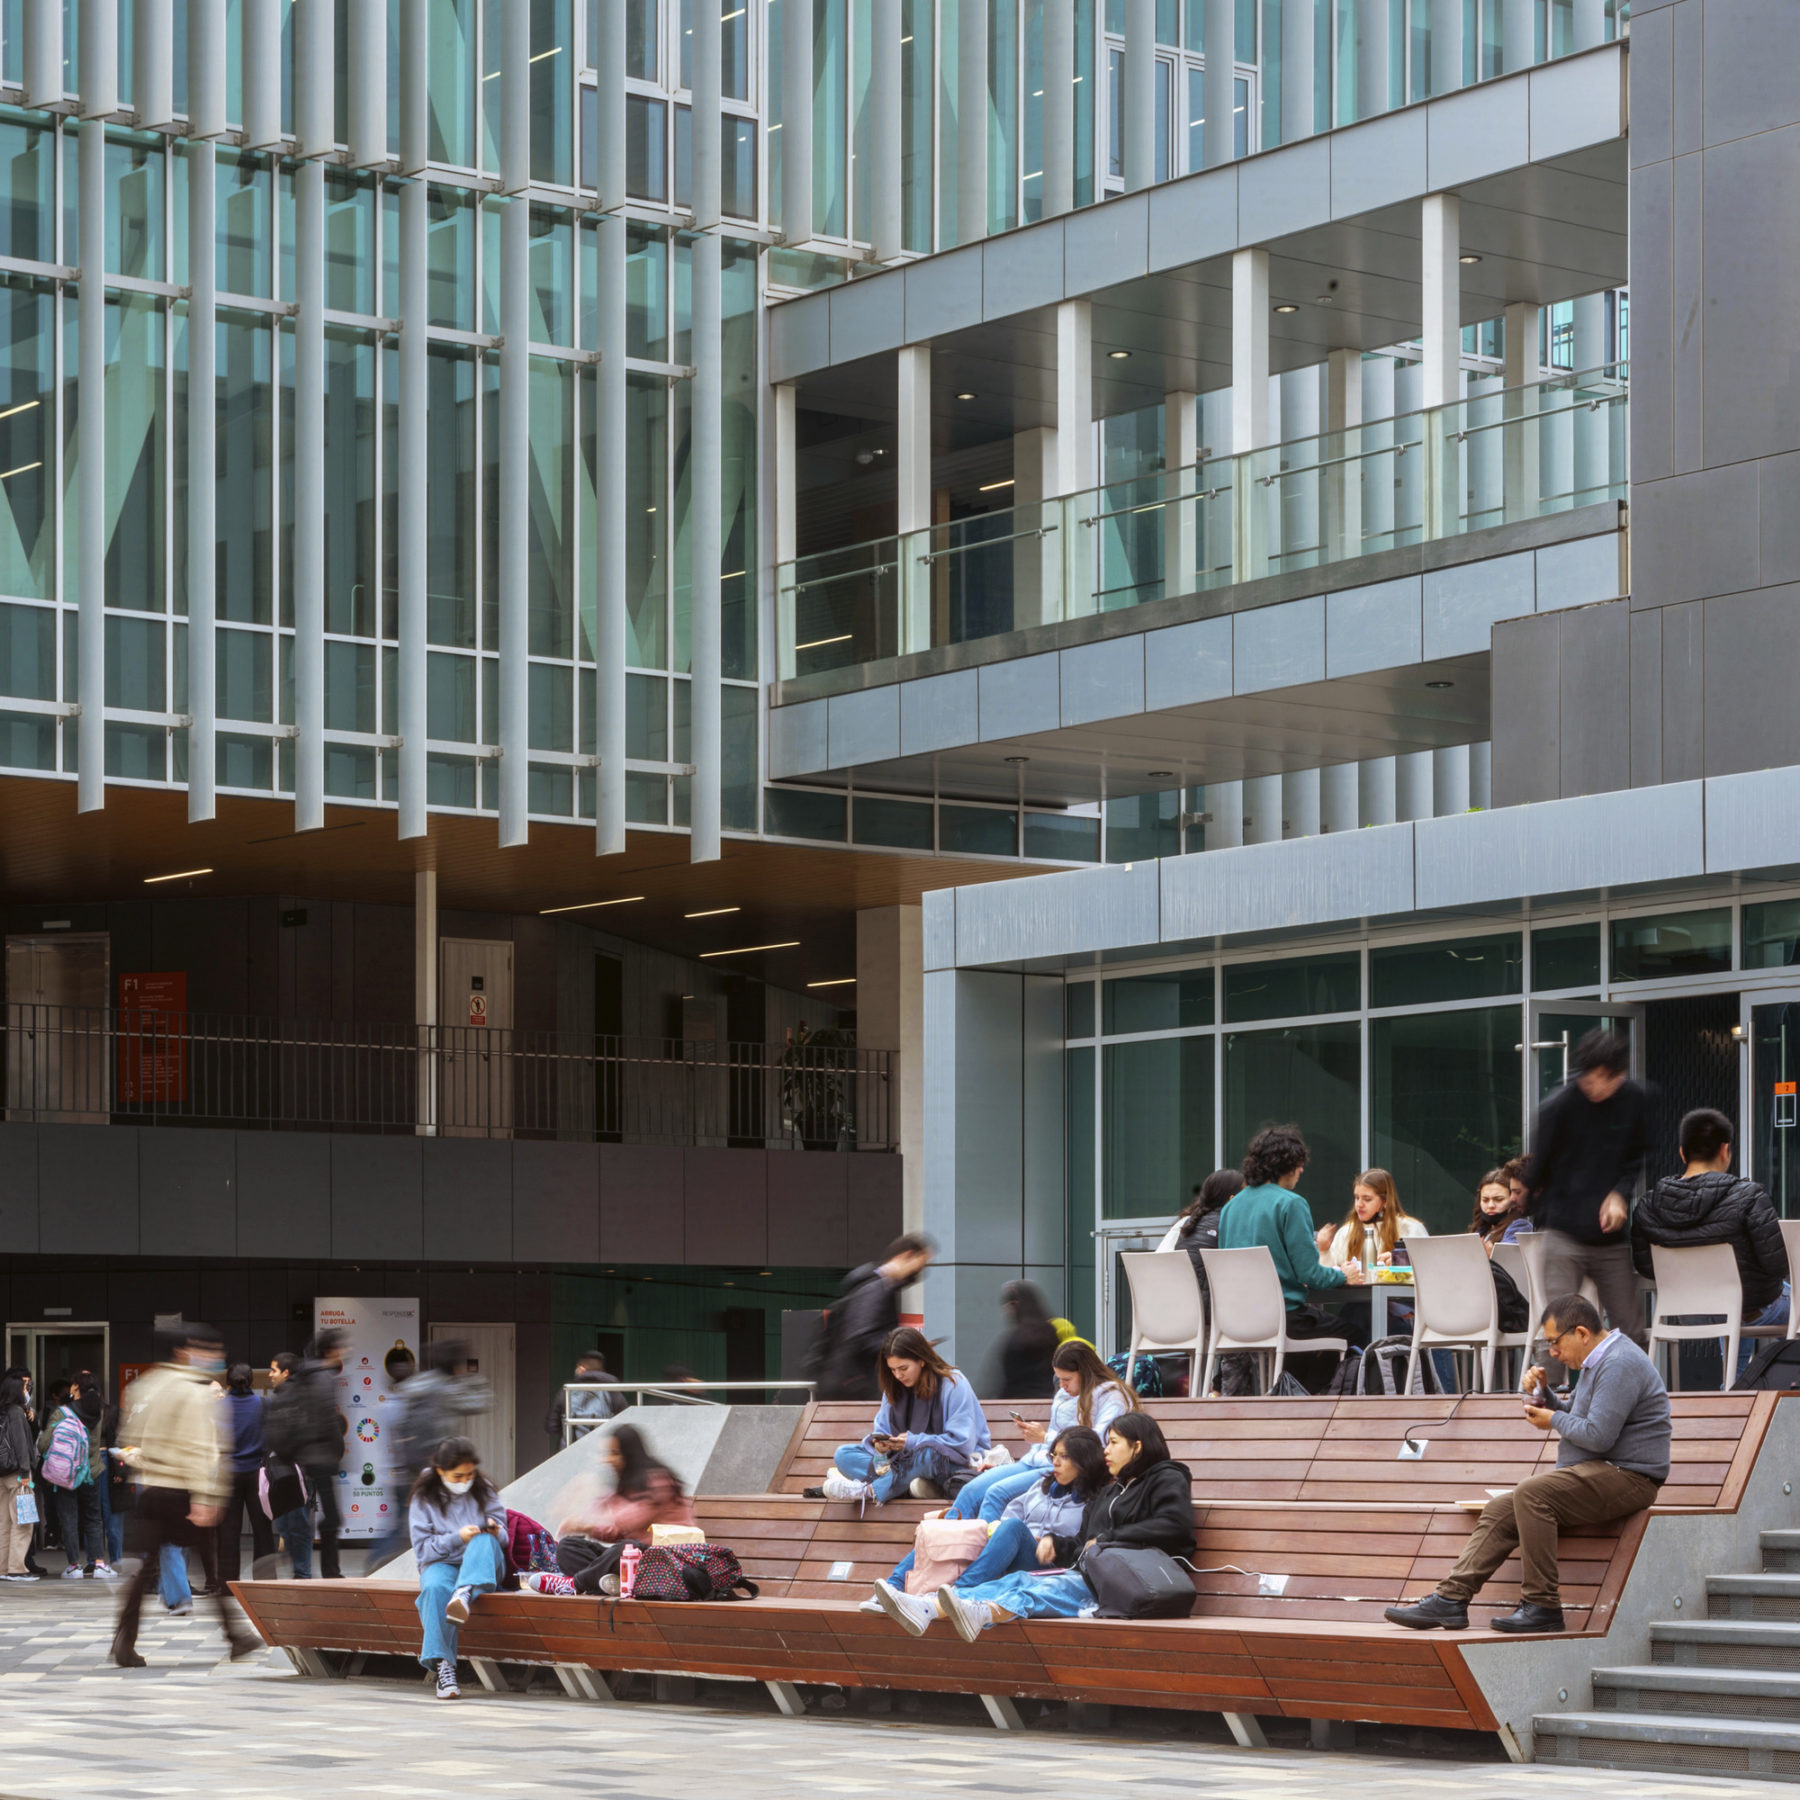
0, 1578, 1781, 1800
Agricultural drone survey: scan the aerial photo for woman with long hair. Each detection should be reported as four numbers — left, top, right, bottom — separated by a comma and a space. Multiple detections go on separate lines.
936, 1412, 1196, 1639
824, 1327, 991, 1506
409, 1436, 506, 1700
555, 1421, 697, 1542
0, 1376, 36, 1582
1157, 1168, 1245, 1261
1318, 1168, 1428, 1270
871, 1427, 1109, 1635
1470, 1166, 1530, 1247
994, 1280, 1059, 1399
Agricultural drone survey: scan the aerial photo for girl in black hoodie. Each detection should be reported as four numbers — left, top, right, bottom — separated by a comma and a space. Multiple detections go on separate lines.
935, 1412, 1193, 1640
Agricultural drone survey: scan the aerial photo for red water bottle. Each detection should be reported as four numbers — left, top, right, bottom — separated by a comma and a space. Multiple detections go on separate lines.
620, 1542, 641, 1599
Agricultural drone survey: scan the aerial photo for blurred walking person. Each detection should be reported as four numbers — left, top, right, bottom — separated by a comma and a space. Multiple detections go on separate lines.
0, 1375, 37, 1582
261, 1354, 314, 1577
276, 1330, 349, 1580
216, 1365, 275, 1585
111, 1322, 258, 1667
369, 1339, 487, 1575
76, 1376, 127, 1569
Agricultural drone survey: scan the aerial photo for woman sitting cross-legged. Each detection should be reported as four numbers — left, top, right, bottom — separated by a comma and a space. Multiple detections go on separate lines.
537, 1423, 700, 1595
868, 1426, 1107, 1634
933, 1411, 1195, 1640
410, 1436, 507, 1700
828, 1327, 990, 1504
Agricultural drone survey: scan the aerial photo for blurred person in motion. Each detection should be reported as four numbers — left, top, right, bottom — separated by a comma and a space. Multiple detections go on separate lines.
991, 1281, 1059, 1400
371, 1338, 489, 1575
37, 1378, 108, 1578
76, 1375, 128, 1570
545, 1423, 698, 1595
276, 1330, 350, 1579
808, 1233, 936, 1402
544, 1349, 619, 1452
0, 1374, 37, 1582
410, 1436, 506, 1700
216, 1364, 274, 1586
111, 1322, 258, 1667
261, 1353, 315, 1577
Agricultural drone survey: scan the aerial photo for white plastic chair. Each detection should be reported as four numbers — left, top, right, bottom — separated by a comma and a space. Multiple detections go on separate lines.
1403, 1235, 1527, 1393
1742, 1218, 1800, 1347
1197, 1246, 1348, 1396
1516, 1230, 1604, 1362
1649, 1242, 1744, 1393
1120, 1251, 1208, 1395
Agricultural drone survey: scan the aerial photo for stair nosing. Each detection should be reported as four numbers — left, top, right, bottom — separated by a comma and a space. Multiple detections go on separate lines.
1593, 1664, 1800, 1696
1535, 1710, 1800, 1748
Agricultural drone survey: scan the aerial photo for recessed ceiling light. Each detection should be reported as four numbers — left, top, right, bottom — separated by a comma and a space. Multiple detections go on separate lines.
684, 906, 741, 918
1107, 349, 1131, 360
1459, 253, 1482, 265
807, 977, 857, 988
1273, 303, 1299, 315
1148, 770, 1175, 780
539, 895, 646, 915
145, 867, 213, 884
956, 391, 977, 401
978, 478, 1015, 492
1005, 755, 1030, 765
1426, 679, 1455, 690
699, 940, 802, 959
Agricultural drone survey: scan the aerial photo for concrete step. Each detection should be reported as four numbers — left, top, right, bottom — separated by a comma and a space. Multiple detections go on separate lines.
1535, 1710, 1800, 1780
1593, 1664, 1800, 1723
1708, 1573, 1800, 1620
1763, 1529, 1800, 1573
1652, 1618, 1800, 1671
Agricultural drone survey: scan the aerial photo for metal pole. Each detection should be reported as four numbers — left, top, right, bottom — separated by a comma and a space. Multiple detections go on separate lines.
348, 0, 388, 167
1042, 0, 1074, 218
135, 0, 174, 130
497, 0, 530, 847
76, 114, 104, 810
780, 0, 813, 242
188, 0, 226, 139
869, 0, 902, 259
594, 0, 626, 855
397, 0, 428, 840
690, 0, 722, 863
22, 0, 63, 112
957, 0, 987, 245
293, 156, 325, 830
79, 0, 116, 117
187, 138, 217, 821
1123, 0, 1154, 191
1281, 0, 1315, 141
1203, 0, 1235, 166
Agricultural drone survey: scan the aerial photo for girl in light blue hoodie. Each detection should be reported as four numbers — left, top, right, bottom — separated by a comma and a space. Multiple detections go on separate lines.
409, 1434, 506, 1700
828, 1328, 990, 1504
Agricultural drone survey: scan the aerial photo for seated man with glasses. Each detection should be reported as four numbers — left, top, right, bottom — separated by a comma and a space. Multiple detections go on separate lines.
1385, 1292, 1670, 1634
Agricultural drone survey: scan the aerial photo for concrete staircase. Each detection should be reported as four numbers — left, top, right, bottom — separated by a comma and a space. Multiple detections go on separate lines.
1534, 1529, 1800, 1781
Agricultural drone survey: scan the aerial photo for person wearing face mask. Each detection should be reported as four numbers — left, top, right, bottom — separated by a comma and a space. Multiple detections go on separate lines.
409, 1436, 507, 1701
110, 1323, 259, 1668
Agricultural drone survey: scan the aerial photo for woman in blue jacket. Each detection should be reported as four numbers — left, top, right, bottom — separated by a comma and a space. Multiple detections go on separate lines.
827, 1328, 990, 1504
409, 1435, 507, 1700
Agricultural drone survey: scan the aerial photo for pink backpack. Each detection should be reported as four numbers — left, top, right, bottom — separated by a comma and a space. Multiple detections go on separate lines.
903, 1518, 992, 1595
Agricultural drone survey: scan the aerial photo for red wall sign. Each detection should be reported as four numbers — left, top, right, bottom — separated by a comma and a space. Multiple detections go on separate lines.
118, 972, 188, 1105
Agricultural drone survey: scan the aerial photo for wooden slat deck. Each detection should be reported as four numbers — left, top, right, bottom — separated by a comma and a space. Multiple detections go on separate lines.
234, 1390, 1777, 1735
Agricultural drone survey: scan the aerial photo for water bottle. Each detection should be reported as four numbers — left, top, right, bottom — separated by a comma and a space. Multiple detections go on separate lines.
1365, 1224, 1381, 1277
620, 1542, 641, 1599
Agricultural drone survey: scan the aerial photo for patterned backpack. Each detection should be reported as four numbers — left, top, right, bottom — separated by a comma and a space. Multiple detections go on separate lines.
41, 1408, 91, 1490
630, 1542, 759, 1603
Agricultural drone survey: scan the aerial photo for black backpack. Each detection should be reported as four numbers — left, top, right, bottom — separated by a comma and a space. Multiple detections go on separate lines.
1490, 1260, 1529, 1334
1079, 1544, 1198, 1620
1735, 1339, 1800, 1391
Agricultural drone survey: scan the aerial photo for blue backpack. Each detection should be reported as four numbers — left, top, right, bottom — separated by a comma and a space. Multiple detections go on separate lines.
41, 1408, 90, 1489
1106, 1352, 1165, 1399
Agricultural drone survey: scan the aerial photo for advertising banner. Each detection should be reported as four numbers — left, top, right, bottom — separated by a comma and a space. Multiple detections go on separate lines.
312, 1297, 421, 1541
118, 971, 187, 1104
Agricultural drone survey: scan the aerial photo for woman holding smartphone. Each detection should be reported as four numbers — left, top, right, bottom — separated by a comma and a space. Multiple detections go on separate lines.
823, 1328, 990, 1504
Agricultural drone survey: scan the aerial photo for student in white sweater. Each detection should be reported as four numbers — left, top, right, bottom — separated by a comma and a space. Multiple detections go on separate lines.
1317, 1167, 1429, 1270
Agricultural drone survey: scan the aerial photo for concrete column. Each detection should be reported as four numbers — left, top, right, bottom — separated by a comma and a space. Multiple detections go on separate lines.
78, 0, 116, 116
242, 0, 282, 148
1573, 0, 1605, 49
1432, 743, 1470, 815
1278, 368, 1319, 570
593, 0, 625, 850
1231, 249, 1271, 452
496, 0, 530, 847
1042, 0, 1075, 218
1420, 194, 1460, 410
415, 868, 438, 1135
1325, 348, 1363, 560
690, 0, 724, 864
1241, 773, 1283, 845
1204, 0, 1235, 167
1502, 299, 1541, 522
781, 0, 813, 241
1163, 390, 1198, 601
858, 906, 924, 1238
135, 0, 174, 130
1355, 0, 1388, 121
294, 0, 334, 159
1320, 762, 1359, 833
1012, 425, 1059, 628
1358, 756, 1397, 826
1055, 301, 1093, 495
1572, 292, 1609, 504
958, 0, 989, 246
1123, 0, 1155, 192
397, 0, 429, 842
1207, 779, 1244, 848
75, 115, 103, 810
348, 0, 388, 167
1501, 0, 1533, 74
1395, 749, 1433, 821
188, 0, 226, 138
1283, 767, 1321, 840
896, 346, 933, 533
1281, 0, 1316, 141
1469, 740, 1492, 811
1428, 0, 1462, 98
869, 0, 903, 260
23, 0, 62, 111
774, 383, 799, 676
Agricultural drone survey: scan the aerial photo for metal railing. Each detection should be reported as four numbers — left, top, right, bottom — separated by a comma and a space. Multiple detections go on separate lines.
1, 1004, 893, 1149
778, 365, 1629, 680
558, 1378, 816, 1444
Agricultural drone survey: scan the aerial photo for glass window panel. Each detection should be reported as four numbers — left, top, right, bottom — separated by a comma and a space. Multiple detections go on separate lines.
722, 0, 749, 98
625, 767, 666, 824
0, 110, 52, 262
426, 650, 475, 739
1021, 0, 1043, 223
323, 170, 375, 314
529, 759, 572, 815
531, 0, 573, 185
1533, 922, 1602, 990
323, 331, 375, 636
0, 600, 51, 696
1066, 1044, 1096, 1338
325, 743, 376, 798
853, 793, 933, 849
1104, 971, 1213, 1034
105, 295, 166, 613
1106, 46, 1121, 179
1066, 982, 1096, 1039
106, 132, 163, 280
1104, 789, 1179, 862
626, 373, 667, 667
722, 239, 756, 680
626, 224, 668, 360
1154, 57, 1170, 181
528, 207, 572, 346
721, 115, 757, 220
0, 282, 52, 600
481, 195, 501, 337
0, 707, 52, 768
812, 0, 846, 236
671, 678, 691, 825
527, 358, 573, 657
901, 0, 933, 250
529, 660, 571, 751
1187, 62, 1204, 170
216, 314, 273, 624
217, 150, 271, 298
1370, 932, 1522, 1007
216, 625, 271, 720
626, 0, 656, 79
625, 670, 666, 760
480, 653, 497, 740
626, 94, 667, 200
1103, 1036, 1213, 1218
278, 627, 292, 722
721, 681, 756, 831
1224, 951, 1360, 1022
1024, 811, 1101, 863
324, 638, 373, 732
426, 345, 476, 646
1744, 902, 1800, 972
764, 786, 846, 842
215, 730, 271, 789
1610, 909, 1733, 983
427, 750, 477, 805
426, 186, 475, 328
673, 102, 691, 206
940, 804, 1017, 856
1224, 1021, 1360, 1229
104, 613, 165, 710
1372, 1006, 1524, 1236
105, 721, 164, 778
987, 0, 1017, 234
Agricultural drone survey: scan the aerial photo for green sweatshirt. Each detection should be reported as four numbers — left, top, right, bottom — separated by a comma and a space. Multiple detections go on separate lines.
1217, 1182, 1347, 1310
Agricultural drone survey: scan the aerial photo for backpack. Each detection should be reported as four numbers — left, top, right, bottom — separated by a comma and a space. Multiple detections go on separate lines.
41, 1408, 91, 1489
630, 1541, 759, 1603
1079, 1544, 1198, 1620
1356, 1333, 1445, 1396
1107, 1352, 1165, 1398
1490, 1260, 1529, 1334
1735, 1338, 1800, 1391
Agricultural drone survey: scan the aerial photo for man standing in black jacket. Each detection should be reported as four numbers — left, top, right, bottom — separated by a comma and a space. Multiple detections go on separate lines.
1527, 1030, 1651, 1354
267, 1330, 350, 1579
810, 1233, 935, 1401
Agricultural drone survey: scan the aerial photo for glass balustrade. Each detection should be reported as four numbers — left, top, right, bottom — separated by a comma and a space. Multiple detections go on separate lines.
777, 365, 1628, 682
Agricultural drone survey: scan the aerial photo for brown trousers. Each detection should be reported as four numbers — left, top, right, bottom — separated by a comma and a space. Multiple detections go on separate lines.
1436, 1459, 1660, 1609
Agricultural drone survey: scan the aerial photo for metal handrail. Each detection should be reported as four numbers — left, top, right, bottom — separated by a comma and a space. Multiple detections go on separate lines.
559, 1379, 816, 1445
915, 520, 1058, 562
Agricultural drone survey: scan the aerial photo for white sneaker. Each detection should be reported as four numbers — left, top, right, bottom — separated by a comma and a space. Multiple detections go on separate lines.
165, 1601, 192, 1617
444, 1586, 474, 1625
856, 1596, 885, 1614
937, 1586, 992, 1644
60, 1565, 85, 1580
908, 1478, 943, 1500
821, 1469, 874, 1503
873, 1579, 935, 1638
435, 1660, 461, 1700
89, 1563, 121, 1581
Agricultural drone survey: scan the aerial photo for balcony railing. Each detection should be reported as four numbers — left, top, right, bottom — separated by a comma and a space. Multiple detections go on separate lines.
1, 1005, 894, 1150
778, 365, 1629, 681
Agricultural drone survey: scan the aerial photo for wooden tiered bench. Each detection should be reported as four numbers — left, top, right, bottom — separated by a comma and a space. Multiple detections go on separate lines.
232, 1391, 1778, 1744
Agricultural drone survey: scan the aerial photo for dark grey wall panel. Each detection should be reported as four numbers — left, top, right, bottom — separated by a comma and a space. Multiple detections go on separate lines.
1629, 5, 1671, 171
512, 1139, 600, 1264
140, 1128, 237, 1259
422, 1136, 513, 1262
199, 1266, 251, 1328
236, 1132, 334, 1260
12, 1265, 107, 1324
1701, 0, 1800, 150
0, 1124, 38, 1254
1629, 609, 1662, 786
1660, 601, 1706, 782
684, 1147, 766, 1266
767, 1152, 848, 1268
1762, 452, 1800, 590
108, 1267, 203, 1338
1557, 601, 1632, 798
1703, 585, 1800, 778
1488, 612, 1560, 807
427, 1270, 518, 1319
1631, 465, 1760, 611
599, 1144, 685, 1261
846, 1156, 905, 1266
1628, 155, 1673, 488
330, 1135, 423, 1260
39, 1126, 138, 1255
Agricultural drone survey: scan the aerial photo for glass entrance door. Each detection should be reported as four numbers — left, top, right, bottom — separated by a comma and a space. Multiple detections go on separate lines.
1747, 992, 1800, 1216
1525, 1002, 1644, 1112
4, 1323, 110, 1403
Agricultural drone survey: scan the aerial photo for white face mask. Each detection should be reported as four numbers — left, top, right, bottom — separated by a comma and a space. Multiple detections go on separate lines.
442, 1476, 475, 1496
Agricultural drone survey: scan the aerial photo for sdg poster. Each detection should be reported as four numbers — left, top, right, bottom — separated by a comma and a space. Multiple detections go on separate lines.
313, 1296, 421, 1542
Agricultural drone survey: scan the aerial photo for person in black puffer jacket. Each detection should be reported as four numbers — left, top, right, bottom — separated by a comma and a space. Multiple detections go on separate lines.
935, 1411, 1194, 1639
1632, 1108, 1789, 1373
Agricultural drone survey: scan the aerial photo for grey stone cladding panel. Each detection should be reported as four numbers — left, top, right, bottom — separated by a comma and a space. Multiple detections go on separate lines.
901, 668, 980, 756
826, 685, 901, 767
768, 696, 828, 777
954, 859, 1160, 966
977, 651, 1060, 741
1059, 634, 1145, 727
1423, 550, 1535, 658
1326, 576, 1422, 677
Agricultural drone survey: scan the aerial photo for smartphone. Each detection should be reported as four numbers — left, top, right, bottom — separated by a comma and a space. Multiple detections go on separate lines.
1008, 1409, 1025, 1423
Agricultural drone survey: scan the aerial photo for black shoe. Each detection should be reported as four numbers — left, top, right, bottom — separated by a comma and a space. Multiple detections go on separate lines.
227, 1633, 261, 1661
1490, 1602, 1565, 1633
1384, 1593, 1470, 1631
111, 1638, 148, 1669
802, 1486, 826, 1499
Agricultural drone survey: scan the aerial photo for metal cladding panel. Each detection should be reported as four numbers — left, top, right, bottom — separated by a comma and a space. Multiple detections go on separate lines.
1326, 575, 1423, 677
1705, 766, 1800, 875
953, 859, 1161, 967
1146, 165, 1239, 273
900, 667, 980, 755
1059, 633, 1145, 727
1426, 70, 1532, 191
830, 274, 906, 364
1330, 106, 1428, 219
977, 650, 1061, 740
1063, 189, 1150, 293
1415, 782, 1706, 911
768, 696, 829, 776
1144, 613, 1233, 710
1529, 42, 1625, 164
1235, 135, 1329, 242
768, 291, 831, 383
922, 886, 957, 970
826, 684, 901, 767
1536, 532, 1621, 611
982, 218, 1067, 319
905, 243, 985, 341
1233, 593, 1326, 693
1159, 820, 1416, 940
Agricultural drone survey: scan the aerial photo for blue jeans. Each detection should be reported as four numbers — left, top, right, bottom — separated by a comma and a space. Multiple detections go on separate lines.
159, 1538, 192, 1609
277, 1506, 313, 1579
1739, 1285, 1792, 1377
416, 1532, 504, 1668
960, 1566, 1090, 1622
98, 1478, 124, 1565
832, 1443, 960, 1506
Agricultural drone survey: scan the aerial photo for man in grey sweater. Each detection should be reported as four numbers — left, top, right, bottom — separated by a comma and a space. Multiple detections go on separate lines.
1386, 1292, 1670, 1634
